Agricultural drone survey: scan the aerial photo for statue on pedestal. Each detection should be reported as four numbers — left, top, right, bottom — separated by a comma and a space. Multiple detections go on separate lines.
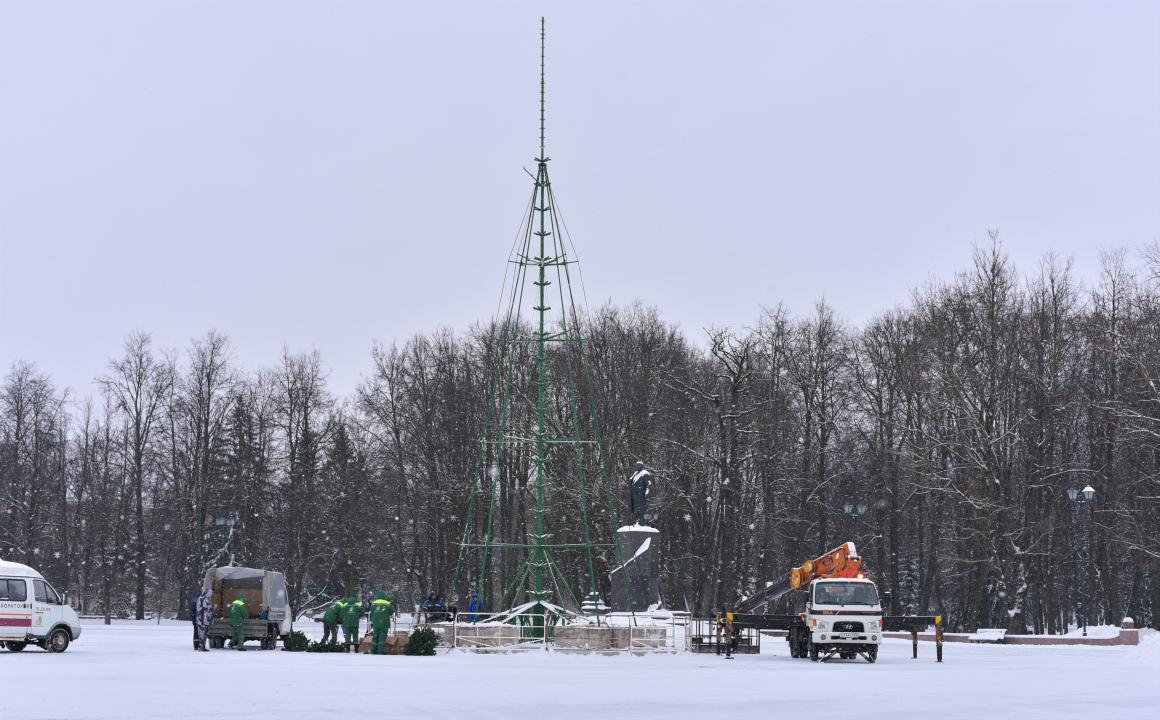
613, 461, 662, 611
629, 461, 653, 525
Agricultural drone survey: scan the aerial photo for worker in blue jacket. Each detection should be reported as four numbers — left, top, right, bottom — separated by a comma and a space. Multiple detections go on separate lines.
467, 591, 484, 622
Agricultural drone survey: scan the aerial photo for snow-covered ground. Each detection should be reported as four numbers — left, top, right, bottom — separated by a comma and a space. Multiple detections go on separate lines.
2, 620, 1157, 720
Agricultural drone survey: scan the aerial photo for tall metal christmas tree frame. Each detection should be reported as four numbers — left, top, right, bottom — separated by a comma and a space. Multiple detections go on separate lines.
451, 18, 625, 618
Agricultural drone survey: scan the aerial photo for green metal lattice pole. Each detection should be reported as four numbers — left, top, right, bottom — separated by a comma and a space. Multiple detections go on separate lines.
529, 16, 550, 603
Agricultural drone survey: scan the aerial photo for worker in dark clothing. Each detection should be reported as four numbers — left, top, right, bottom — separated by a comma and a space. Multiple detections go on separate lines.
321, 598, 344, 645
369, 592, 395, 655
189, 591, 199, 650
714, 607, 736, 656
229, 594, 248, 651
723, 606, 735, 659
341, 596, 362, 652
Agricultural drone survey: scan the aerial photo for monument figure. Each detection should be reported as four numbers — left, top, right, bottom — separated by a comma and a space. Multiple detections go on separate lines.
612, 460, 661, 610
629, 461, 653, 525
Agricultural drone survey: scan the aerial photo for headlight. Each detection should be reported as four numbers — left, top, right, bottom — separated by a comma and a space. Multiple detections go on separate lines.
868, 620, 880, 631
815, 621, 829, 631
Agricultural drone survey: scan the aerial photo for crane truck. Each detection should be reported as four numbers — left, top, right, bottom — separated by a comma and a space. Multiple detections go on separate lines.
735, 542, 883, 662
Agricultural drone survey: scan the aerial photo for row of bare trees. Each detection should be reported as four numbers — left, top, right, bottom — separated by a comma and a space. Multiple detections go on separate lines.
2, 242, 1159, 631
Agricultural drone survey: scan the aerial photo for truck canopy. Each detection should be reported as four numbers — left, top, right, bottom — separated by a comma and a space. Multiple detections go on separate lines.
202, 566, 289, 623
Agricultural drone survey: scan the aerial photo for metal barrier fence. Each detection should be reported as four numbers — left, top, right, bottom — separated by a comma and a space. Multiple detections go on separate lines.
434, 611, 687, 653
686, 618, 761, 654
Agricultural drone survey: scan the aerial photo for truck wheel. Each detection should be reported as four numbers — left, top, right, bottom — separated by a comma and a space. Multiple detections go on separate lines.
5, 641, 28, 652
790, 628, 807, 659
47, 628, 71, 653
809, 640, 819, 662
865, 646, 878, 663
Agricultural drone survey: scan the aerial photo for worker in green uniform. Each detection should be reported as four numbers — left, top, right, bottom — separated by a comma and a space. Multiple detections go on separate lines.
369, 592, 395, 655
341, 596, 363, 652
229, 594, 248, 651
321, 598, 344, 645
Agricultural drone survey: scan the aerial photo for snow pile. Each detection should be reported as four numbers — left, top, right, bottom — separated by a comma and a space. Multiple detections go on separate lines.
1059, 624, 1122, 639
609, 536, 651, 575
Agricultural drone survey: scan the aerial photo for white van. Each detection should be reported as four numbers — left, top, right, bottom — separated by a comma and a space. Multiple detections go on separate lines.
0, 559, 82, 652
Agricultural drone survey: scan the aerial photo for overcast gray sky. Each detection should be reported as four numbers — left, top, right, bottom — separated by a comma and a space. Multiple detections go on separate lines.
2, 1, 1158, 398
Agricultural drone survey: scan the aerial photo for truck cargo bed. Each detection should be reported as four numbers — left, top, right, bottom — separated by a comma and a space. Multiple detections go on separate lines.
207, 619, 282, 650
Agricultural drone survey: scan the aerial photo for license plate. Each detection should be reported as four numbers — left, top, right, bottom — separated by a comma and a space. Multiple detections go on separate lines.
835, 633, 850, 639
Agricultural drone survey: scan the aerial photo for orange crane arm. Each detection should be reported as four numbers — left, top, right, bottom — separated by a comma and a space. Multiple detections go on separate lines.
789, 542, 862, 590
736, 542, 863, 613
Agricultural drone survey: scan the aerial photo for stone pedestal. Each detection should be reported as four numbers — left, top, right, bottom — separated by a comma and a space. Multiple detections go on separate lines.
610, 525, 660, 611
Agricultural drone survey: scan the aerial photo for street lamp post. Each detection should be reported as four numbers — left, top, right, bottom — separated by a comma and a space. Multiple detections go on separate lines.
842, 499, 869, 578
1067, 485, 1095, 636
842, 500, 868, 567
842, 500, 868, 521
868, 498, 890, 613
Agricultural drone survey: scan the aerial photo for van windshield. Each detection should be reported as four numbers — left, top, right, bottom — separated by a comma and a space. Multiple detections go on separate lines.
813, 582, 878, 606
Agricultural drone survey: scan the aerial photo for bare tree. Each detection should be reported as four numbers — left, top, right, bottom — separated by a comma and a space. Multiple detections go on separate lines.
99, 332, 172, 619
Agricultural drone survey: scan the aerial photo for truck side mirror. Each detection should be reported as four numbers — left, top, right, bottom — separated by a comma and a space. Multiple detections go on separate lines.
883, 590, 892, 611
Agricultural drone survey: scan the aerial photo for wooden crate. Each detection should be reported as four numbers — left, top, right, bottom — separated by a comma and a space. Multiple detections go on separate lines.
386, 634, 408, 655
357, 632, 408, 654
214, 579, 263, 619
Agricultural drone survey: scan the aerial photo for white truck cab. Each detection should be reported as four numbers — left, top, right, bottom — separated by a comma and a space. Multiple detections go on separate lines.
0, 559, 82, 653
806, 577, 882, 662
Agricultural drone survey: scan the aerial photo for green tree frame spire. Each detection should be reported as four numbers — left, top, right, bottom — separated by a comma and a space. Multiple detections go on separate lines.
451, 18, 622, 615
